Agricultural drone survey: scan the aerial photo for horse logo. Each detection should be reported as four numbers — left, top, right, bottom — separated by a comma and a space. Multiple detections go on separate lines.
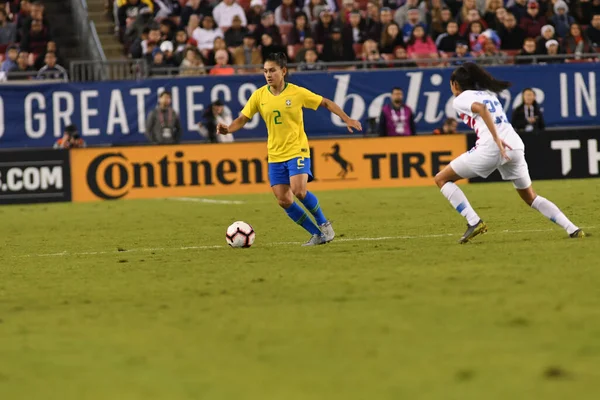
322, 143, 354, 179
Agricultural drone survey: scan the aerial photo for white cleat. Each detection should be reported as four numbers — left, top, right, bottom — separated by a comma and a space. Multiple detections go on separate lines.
319, 221, 335, 243
302, 234, 326, 246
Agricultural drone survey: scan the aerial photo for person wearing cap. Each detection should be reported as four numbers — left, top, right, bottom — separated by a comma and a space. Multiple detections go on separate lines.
247, 0, 266, 25
313, 7, 335, 44
233, 33, 263, 71
225, 15, 249, 47
542, 39, 563, 63
511, 88, 545, 134
519, 0, 546, 38
54, 125, 86, 149
145, 91, 182, 145
254, 10, 282, 44
322, 25, 355, 62
159, 40, 178, 67
275, 0, 300, 26
550, 1, 575, 39
452, 41, 473, 65
199, 100, 234, 143
213, 0, 247, 28
535, 25, 555, 54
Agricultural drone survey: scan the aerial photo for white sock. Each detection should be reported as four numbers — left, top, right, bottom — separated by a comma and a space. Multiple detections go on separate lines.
531, 196, 578, 235
440, 182, 480, 226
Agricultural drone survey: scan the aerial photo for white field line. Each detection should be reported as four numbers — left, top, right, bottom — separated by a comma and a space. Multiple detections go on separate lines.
167, 197, 245, 205
14, 227, 592, 259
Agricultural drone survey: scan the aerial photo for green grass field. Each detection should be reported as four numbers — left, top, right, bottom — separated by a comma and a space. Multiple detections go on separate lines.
1, 179, 599, 400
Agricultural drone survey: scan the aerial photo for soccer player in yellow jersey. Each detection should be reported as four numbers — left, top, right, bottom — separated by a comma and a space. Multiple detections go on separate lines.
217, 53, 362, 246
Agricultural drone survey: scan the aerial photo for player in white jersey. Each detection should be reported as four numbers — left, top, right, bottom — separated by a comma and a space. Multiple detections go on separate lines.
434, 63, 585, 243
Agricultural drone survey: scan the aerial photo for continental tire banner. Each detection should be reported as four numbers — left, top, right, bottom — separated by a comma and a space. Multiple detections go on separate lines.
0, 149, 71, 204
467, 129, 600, 183
70, 135, 466, 202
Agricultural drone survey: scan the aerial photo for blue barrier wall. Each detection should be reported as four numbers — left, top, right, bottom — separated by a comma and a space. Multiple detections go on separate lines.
0, 63, 597, 148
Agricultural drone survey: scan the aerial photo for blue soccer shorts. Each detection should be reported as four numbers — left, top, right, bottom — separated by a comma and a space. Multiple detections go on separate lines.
268, 157, 313, 187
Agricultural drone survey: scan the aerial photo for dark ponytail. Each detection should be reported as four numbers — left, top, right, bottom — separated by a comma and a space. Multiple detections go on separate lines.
265, 52, 289, 81
450, 62, 511, 94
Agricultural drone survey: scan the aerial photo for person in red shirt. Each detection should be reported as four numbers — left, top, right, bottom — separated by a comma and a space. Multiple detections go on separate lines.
519, 1, 547, 38
209, 49, 235, 75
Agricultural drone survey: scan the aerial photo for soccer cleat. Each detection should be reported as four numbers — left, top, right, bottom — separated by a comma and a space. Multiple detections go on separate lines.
569, 229, 586, 238
302, 234, 326, 246
458, 220, 488, 244
319, 221, 335, 243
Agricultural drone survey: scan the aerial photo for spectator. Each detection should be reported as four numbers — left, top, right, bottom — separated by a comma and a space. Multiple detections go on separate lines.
439, 7, 454, 34
477, 36, 507, 64
159, 41, 178, 67
247, 0, 266, 25
322, 25, 355, 62
209, 49, 235, 75
452, 41, 473, 65
425, 0, 447, 40
550, 1, 574, 39
225, 15, 249, 47
380, 22, 404, 54
180, 0, 212, 29
313, 8, 335, 44
466, 21, 484, 51
297, 47, 327, 70
361, 39, 385, 68
588, 14, 600, 50
139, 25, 161, 63
459, 9, 488, 36
519, 1, 546, 39
508, 0, 528, 23
34, 40, 61, 70
394, 0, 426, 28
233, 33, 262, 70
433, 118, 458, 134
20, 19, 50, 55
406, 25, 437, 57
275, 0, 299, 25
580, 0, 600, 26
159, 19, 176, 42
207, 37, 234, 66
402, 8, 425, 42
457, 0, 478, 25
364, 1, 381, 40
512, 88, 545, 134
288, 12, 312, 45
8, 51, 35, 80
303, 0, 328, 23
199, 100, 234, 143
117, 0, 146, 36
254, 11, 282, 45
494, 7, 507, 28
154, 0, 181, 20
338, 0, 355, 24
294, 36, 316, 62
1, 45, 18, 73
0, 8, 16, 44
37, 51, 67, 80
515, 37, 538, 64
373, 7, 394, 42
260, 33, 286, 61
20, 1, 49, 37
484, 0, 503, 30
542, 39, 563, 63
192, 15, 223, 52
54, 125, 86, 149
145, 91, 182, 144
15, 0, 32, 36
174, 29, 192, 58
345, 11, 366, 44
563, 23, 596, 58
394, 46, 418, 67
149, 50, 169, 76
498, 12, 525, 50
436, 21, 462, 53
213, 0, 247, 28
122, 4, 154, 46
536, 24, 555, 54
179, 47, 206, 76
379, 88, 416, 136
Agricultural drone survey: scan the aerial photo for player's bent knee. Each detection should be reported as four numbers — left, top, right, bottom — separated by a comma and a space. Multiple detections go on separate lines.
292, 188, 307, 200
277, 197, 294, 209
434, 173, 447, 188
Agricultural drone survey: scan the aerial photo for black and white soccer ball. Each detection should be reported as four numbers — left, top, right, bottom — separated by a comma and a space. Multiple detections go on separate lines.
226, 221, 255, 248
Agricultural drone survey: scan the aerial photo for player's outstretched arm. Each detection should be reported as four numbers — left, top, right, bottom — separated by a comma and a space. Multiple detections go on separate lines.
217, 114, 250, 135
320, 98, 362, 133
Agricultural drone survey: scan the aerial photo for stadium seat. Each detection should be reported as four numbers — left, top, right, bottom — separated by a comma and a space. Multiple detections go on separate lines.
288, 44, 301, 60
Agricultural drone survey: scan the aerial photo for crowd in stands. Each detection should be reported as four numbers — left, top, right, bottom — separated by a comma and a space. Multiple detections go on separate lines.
115, 0, 600, 74
0, 0, 68, 81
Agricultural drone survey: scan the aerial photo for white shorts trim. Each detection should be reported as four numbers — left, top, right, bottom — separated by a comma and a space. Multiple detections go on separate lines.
450, 148, 531, 189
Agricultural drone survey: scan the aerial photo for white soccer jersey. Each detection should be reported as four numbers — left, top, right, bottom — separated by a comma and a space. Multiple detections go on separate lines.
453, 90, 524, 151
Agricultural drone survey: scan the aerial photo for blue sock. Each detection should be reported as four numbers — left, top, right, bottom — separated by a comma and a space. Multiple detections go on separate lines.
300, 191, 327, 225
285, 202, 321, 236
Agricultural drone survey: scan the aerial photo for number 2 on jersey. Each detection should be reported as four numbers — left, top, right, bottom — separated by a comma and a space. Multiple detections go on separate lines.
273, 110, 282, 125
483, 100, 508, 124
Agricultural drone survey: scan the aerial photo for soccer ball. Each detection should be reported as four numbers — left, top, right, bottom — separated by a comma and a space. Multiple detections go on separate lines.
226, 221, 255, 248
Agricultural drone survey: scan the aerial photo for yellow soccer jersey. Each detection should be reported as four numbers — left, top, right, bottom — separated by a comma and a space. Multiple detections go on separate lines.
241, 83, 323, 163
